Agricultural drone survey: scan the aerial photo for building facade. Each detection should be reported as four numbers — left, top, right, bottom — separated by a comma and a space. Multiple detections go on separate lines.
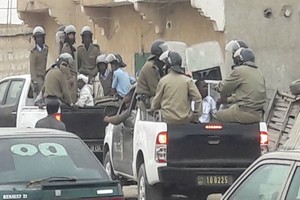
0, 24, 32, 79
13, 0, 300, 92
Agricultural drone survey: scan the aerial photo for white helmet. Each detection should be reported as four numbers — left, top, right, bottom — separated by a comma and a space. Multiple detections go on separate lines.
58, 53, 74, 65
96, 54, 108, 65
64, 25, 76, 35
33, 26, 45, 36
81, 26, 92, 35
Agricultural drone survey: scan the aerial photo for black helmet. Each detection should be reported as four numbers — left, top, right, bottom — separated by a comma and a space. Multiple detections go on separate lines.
159, 51, 184, 74
148, 39, 168, 60
225, 39, 248, 54
233, 48, 256, 67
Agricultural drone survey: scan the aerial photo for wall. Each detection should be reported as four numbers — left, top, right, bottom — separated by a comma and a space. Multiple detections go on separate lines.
0, 24, 32, 79
225, 0, 300, 91
28, 1, 225, 76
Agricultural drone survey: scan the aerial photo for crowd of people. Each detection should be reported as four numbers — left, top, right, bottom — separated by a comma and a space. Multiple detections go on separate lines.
30, 25, 135, 110
30, 24, 267, 128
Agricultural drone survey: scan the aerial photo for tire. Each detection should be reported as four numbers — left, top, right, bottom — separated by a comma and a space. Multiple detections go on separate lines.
290, 79, 300, 95
137, 164, 166, 200
103, 152, 117, 180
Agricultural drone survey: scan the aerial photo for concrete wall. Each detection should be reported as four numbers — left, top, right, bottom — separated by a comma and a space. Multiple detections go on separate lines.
93, 2, 225, 75
19, 1, 225, 76
225, 0, 300, 91
0, 25, 32, 79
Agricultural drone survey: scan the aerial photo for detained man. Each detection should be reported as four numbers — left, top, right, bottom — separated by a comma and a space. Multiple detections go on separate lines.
75, 74, 94, 107
194, 80, 217, 123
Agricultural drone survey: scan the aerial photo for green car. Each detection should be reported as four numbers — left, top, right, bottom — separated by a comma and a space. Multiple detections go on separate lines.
0, 128, 124, 200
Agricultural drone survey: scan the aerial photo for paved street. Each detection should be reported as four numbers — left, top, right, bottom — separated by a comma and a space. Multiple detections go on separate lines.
123, 185, 222, 200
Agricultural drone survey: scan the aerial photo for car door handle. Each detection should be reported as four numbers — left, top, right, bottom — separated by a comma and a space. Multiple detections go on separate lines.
208, 136, 220, 145
11, 111, 17, 115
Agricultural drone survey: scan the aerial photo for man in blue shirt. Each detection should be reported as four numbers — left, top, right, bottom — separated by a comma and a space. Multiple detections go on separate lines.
106, 54, 135, 99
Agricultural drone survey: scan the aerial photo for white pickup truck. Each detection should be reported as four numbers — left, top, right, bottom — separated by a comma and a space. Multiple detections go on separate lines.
0, 74, 48, 128
103, 88, 269, 200
0, 74, 120, 162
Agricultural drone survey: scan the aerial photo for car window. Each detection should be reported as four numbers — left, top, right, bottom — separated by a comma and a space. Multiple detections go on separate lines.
229, 164, 291, 200
286, 167, 300, 200
0, 81, 9, 104
4, 80, 24, 105
0, 137, 109, 184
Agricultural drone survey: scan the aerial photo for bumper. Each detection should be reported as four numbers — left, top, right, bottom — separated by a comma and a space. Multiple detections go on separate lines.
158, 166, 246, 192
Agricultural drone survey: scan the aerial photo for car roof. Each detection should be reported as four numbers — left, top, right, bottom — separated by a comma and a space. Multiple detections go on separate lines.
1, 74, 29, 81
259, 150, 300, 162
0, 128, 78, 139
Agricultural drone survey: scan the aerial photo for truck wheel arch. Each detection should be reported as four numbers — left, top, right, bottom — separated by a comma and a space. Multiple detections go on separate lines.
136, 150, 144, 175
103, 144, 109, 160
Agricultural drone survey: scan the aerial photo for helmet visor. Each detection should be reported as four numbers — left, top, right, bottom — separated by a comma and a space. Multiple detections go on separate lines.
225, 40, 240, 53
159, 51, 169, 63
159, 42, 168, 53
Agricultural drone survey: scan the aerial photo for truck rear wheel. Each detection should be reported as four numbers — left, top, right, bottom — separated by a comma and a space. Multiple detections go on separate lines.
103, 152, 116, 180
137, 164, 165, 200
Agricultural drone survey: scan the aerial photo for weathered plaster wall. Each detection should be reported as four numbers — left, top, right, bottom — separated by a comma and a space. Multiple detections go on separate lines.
225, 0, 300, 91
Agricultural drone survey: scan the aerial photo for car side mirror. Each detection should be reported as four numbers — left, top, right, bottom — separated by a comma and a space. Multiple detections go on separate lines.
104, 106, 118, 117
207, 193, 222, 200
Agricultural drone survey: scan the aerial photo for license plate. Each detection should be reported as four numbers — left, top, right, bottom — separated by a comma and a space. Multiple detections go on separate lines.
88, 144, 103, 152
197, 175, 233, 186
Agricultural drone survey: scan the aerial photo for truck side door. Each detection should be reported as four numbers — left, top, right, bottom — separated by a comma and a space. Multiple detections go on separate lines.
112, 93, 137, 176
0, 79, 24, 127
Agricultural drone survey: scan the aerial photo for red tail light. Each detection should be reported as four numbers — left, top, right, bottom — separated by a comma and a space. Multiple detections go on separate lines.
205, 124, 223, 130
260, 131, 268, 145
156, 131, 168, 144
155, 132, 168, 163
54, 113, 61, 121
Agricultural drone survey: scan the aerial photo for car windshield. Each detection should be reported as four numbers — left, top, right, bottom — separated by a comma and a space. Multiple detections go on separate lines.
229, 164, 291, 200
0, 137, 109, 184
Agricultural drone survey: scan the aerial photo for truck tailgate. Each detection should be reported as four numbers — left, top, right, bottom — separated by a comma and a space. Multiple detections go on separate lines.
167, 123, 261, 168
61, 106, 106, 139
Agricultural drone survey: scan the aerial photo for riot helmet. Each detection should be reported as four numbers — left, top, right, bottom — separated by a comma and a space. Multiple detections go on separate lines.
233, 48, 256, 67
96, 54, 108, 65
159, 51, 184, 74
80, 26, 92, 36
57, 53, 74, 66
148, 39, 168, 60
33, 26, 45, 37
64, 25, 76, 35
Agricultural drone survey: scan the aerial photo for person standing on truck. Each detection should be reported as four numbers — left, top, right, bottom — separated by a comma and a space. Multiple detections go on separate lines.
106, 54, 135, 99
75, 74, 94, 107
77, 26, 100, 81
136, 39, 168, 109
44, 53, 73, 106
30, 26, 48, 98
35, 97, 66, 131
55, 25, 66, 55
61, 24, 77, 72
94, 54, 113, 99
151, 51, 202, 124
213, 48, 266, 123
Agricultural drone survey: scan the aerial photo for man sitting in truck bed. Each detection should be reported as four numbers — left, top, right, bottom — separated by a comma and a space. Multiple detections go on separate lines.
151, 51, 202, 124
213, 48, 266, 124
